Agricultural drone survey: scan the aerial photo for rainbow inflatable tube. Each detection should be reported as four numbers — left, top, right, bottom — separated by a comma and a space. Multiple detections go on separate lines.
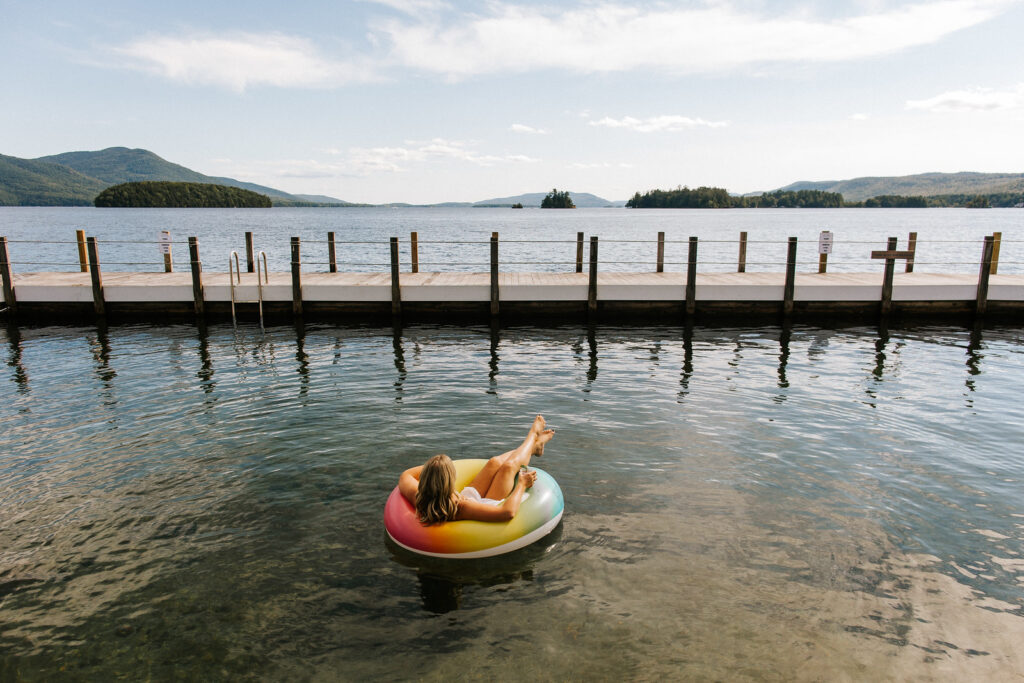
384, 459, 564, 559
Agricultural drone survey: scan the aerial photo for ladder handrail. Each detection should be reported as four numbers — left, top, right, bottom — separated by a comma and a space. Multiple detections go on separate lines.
255, 251, 267, 330
229, 249, 266, 330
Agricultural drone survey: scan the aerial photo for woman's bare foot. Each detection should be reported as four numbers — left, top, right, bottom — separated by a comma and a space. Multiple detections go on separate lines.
533, 428, 554, 456
530, 415, 546, 436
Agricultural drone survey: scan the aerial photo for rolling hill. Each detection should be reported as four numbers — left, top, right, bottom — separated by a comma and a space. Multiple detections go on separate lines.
472, 191, 623, 208
775, 172, 1024, 202
0, 153, 107, 206
0, 148, 354, 206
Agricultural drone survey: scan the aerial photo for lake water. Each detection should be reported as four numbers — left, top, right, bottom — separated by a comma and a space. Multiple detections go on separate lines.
2, 320, 1023, 680
2, 207, 1024, 680
1, 206, 1021, 275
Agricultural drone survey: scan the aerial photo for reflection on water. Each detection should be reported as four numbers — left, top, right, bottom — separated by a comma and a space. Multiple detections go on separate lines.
388, 526, 563, 615
1, 322, 1023, 679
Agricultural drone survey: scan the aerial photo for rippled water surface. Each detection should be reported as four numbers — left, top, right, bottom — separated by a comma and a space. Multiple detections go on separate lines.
2, 206, 1022, 274
2, 322, 1023, 680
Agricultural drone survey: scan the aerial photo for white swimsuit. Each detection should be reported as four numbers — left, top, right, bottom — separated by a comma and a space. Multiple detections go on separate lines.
460, 486, 502, 506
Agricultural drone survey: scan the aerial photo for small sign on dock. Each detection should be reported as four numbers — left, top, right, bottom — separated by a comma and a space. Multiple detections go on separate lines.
818, 230, 833, 255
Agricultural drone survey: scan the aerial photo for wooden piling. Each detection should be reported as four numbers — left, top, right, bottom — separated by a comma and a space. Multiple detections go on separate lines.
783, 237, 797, 316
977, 235, 994, 318
86, 237, 105, 317
576, 232, 584, 273
906, 232, 917, 273
738, 231, 747, 273
817, 230, 832, 274
0, 237, 16, 315
490, 232, 499, 317
188, 237, 205, 319
76, 229, 89, 273
291, 237, 303, 319
161, 231, 173, 273
880, 237, 898, 318
328, 231, 337, 273
411, 232, 419, 274
990, 232, 1002, 275
588, 236, 598, 317
390, 237, 402, 318
656, 231, 665, 273
686, 236, 698, 316
245, 232, 255, 273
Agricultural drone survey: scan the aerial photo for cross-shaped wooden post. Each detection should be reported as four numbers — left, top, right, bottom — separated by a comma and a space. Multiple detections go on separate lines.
871, 237, 914, 319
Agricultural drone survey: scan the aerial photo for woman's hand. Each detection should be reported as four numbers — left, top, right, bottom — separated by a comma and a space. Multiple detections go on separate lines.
520, 469, 537, 489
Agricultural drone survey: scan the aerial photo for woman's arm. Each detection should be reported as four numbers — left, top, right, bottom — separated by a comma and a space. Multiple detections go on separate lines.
398, 466, 422, 504
456, 470, 537, 522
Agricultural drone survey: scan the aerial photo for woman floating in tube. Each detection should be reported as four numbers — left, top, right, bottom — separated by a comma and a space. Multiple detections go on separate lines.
398, 416, 554, 524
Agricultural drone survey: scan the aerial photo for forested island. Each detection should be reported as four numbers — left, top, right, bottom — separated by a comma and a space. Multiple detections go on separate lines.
541, 188, 576, 208
626, 187, 843, 208
94, 181, 272, 208
626, 186, 1024, 208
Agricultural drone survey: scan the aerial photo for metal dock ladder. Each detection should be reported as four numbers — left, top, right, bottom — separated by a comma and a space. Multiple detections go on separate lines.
229, 250, 268, 329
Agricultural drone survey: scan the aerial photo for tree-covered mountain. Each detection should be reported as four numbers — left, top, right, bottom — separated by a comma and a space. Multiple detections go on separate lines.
0, 147, 354, 206
775, 172, 1024, 202
0, 153, 107, 206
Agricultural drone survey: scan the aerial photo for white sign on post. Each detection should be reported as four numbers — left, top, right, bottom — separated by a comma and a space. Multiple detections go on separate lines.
818, 230, 833, 255
159, 231, 172, 255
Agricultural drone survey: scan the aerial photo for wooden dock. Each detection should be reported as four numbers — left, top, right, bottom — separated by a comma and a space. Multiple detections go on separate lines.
2, 231, 1021, 325
4, 270, 1024, 324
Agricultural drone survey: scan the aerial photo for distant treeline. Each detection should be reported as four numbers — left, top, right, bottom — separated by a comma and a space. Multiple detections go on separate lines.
859, 193, 1024, 207
626, 187, 843, 208
626, 185, 1024, 209
94, 181, 272, 208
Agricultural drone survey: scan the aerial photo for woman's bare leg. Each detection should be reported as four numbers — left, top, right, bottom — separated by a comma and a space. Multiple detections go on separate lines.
467, 417, 553, 499
479, 428, 554, 499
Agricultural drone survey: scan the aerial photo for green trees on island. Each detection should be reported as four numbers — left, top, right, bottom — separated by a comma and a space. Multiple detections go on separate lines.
626, 185, 1024, 209
626, 186, 843, 208
541, 188, 575, 208
862, 195, 929, 208
94, 181, 272, 208
626, 186, 733, 208
966, 194, 991, 208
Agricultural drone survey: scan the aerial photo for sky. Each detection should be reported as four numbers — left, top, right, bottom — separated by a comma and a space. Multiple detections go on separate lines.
3, 0, 1024, 204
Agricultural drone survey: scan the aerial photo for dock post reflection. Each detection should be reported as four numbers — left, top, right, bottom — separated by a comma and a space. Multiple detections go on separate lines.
775, 324, 791, 401
196, 322, 216, 396
392, 324, 406, 402
965, 325, 983, 396
488, 321, 500, 395
873, 329, 889, 381
295, 325, 310, 400
89, 322, 117, 405
586, 326, 598, 390
5, 322, 29, 394
678, 323, 693, 401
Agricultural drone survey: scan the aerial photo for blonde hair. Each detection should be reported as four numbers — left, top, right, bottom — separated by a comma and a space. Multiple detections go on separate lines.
416, 454, 460, 525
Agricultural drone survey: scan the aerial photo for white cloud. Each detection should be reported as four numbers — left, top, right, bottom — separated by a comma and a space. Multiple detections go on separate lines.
111, 33, 374, 91
510, 123, 548, 134
850, 113, 869, 120
906, 83, 1024, 112
378, 0, 1012, 78
338, 138, 539, 174
107, 1, 1014, 90
590, 115, 729, 133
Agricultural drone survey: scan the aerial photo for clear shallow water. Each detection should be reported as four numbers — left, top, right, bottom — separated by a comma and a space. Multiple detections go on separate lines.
2, 206, 1021, 275
2, 321, 1023, 680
